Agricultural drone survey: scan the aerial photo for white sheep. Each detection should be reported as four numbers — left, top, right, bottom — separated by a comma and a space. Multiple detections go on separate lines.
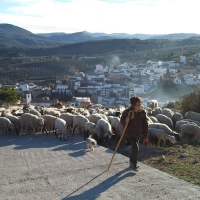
155, 114, 174, 130
146, 115, 153, 124
89, 114, 103, 124
147, 99, 158, 109
182, 119, 200, 127
185, 111, 200, 123
60, 113, 76, 133
161, 108, 174, 121
151, 107, 162, 116
172, 112, 183, 125
19, 113, 44, 136
25, 108, 41, 117
0, 117, 14, 135
149, 122, 180, 141
96, 119, 114, 145
72, 115, 89, 136
1, 109, 12, 117
175, 120, 194, 133
113, 121, 124, 138
42, 115, 58, 134
5, 115, 20, 135
43, 108, 61, 117
180, 123, 200, 138
149, 128, 176, 146
149, 116, 159, 123
54, 118, 68, 140
108, 116, 119, 126
98, 113, 108, 121
86, 135, 97, 151
83, 122, 101, 139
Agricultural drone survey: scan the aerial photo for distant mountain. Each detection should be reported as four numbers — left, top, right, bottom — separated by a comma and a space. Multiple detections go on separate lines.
37, 31, 154, 40
46, 31, 114, 43
148, 33, 200, 40
1, 23, 200, 48
36, 31, 200, 42
37, 32, 67, 38
0, 24, 61, 47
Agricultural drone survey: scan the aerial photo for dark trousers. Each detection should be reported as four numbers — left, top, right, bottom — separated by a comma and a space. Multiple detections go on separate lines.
129, 138, 139, 165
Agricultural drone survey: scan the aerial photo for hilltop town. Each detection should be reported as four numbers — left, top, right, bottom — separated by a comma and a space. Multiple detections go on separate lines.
2, 52, 200, 108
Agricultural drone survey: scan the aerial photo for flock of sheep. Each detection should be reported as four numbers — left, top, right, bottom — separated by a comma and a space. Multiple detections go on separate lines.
0, 99, 200, 150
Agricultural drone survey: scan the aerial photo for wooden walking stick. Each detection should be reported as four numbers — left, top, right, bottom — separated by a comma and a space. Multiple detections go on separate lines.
108, 110, 134, 170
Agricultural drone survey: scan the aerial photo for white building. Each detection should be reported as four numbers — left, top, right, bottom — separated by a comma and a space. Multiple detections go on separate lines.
87, 75, 97, 81
184, 74, 195, 85
94, 64, 104, 74
154, 66, 167, 74
140, 68, 146, 76
128, 85, 144, 98
74, 81, 80, 90
56, 84, 68, 90
180, 56, 186, 64
25, 93, 31, 104
101, 97, 116, 106
168, 61, 180, 67
70, 97, 91, 107
169, 68, 177, 73
20, 84, 29, 92
174, 77, 182, 85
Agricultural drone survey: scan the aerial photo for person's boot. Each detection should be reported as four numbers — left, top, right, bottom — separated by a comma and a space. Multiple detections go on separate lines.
132, 164, 139, 171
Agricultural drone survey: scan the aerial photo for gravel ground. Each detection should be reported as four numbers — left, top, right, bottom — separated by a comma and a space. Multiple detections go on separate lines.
0, 133, 200, 200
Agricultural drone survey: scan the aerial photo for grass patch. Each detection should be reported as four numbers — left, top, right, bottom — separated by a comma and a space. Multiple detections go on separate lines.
143, 145, 200, 186
164, 163, 200, 185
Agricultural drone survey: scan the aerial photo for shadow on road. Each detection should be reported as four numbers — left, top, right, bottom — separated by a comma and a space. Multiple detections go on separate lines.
62, 168, 135, 200
0, 133, 85, 150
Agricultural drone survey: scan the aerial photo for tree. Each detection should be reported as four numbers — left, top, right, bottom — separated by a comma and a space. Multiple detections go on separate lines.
0, 86, 22, 105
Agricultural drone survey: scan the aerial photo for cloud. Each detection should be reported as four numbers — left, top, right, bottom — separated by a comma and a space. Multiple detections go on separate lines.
0, 0, 199, 34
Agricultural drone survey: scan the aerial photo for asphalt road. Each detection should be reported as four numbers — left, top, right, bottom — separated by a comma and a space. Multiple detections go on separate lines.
0, 132, 200, 200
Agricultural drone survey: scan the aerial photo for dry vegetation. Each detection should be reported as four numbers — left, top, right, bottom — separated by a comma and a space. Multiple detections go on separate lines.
109, 138, 200, 186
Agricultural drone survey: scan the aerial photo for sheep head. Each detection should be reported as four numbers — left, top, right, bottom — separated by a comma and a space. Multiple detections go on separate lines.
169, 135, 176, 144
105, 131, 115, 139
37, 118, 45, 127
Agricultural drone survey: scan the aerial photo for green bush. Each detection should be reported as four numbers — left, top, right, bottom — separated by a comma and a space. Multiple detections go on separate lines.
179, 86, 200, 114
0, 86, 21, 105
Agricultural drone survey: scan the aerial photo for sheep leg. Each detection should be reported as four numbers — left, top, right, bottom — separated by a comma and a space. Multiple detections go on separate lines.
20, 126, 24, 135
33, 128, 37, 137
163, 139, 166, 146
157, 138, 161, 146
55, 129, 58, 137
63, 134, 67, 141
72, 125, 77, 137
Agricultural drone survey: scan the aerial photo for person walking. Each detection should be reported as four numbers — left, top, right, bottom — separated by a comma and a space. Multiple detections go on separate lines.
120, 96, 148, 171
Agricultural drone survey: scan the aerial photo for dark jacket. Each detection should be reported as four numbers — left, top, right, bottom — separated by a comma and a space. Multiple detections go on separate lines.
120, 107, 148, 140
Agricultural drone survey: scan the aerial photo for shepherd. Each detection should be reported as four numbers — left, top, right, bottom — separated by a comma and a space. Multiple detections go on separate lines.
120, 96, 149, 171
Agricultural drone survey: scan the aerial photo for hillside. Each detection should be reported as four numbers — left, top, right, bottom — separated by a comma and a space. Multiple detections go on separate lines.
0, 38, 168, 57
0, 24, 61, 47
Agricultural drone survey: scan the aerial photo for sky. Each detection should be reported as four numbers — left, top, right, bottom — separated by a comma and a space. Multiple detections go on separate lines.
0, 0, 199, 35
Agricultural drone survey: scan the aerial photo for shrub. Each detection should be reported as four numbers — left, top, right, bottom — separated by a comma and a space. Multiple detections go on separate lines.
179, 86, 200, 114
0, 86, 21, 105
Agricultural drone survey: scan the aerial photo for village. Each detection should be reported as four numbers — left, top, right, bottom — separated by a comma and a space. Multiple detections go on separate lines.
5, 52, 200, 108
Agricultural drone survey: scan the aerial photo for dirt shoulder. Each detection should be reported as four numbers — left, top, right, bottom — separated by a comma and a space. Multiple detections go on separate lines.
109, 140, 200, 186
